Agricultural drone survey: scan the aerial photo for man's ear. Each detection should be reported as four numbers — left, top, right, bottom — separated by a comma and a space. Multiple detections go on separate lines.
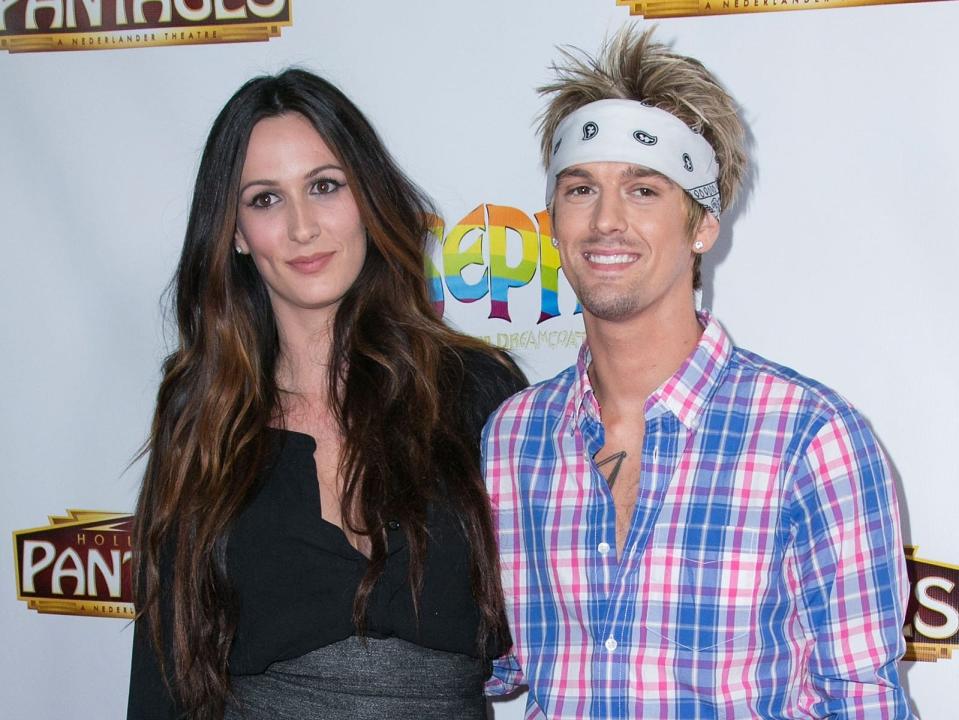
693, 210, 720, 254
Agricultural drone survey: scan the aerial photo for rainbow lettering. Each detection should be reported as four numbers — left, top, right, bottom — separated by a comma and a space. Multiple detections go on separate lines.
428, 204, 579, 323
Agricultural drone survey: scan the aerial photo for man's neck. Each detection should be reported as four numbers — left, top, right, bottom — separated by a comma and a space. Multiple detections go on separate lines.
585, 304, 704, 423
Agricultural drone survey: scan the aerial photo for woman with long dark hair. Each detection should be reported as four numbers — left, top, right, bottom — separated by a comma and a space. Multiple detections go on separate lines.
127, 68, 525, 720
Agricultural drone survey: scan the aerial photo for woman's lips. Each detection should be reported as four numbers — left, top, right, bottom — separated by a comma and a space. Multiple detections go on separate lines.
287, 252, 334, 274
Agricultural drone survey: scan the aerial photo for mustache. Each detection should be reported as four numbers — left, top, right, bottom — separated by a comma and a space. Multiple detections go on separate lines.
580, 236, 640, 251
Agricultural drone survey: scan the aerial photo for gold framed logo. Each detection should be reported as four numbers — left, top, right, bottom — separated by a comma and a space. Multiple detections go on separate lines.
13, 510, 134, 618
1, 0, 292, 54
903, 546, 959, 661
617, 0, 945, 18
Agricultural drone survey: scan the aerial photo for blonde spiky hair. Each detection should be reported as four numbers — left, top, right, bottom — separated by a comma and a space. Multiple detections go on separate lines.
538, 26, 747, 215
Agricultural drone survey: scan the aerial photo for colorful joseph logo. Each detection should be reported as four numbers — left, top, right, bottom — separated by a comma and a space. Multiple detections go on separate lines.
427, 205, 579, 324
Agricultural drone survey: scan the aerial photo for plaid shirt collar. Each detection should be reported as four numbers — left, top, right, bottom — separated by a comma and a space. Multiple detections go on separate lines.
572, 310, 733, 431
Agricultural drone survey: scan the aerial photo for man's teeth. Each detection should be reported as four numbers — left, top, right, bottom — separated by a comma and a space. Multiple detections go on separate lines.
586, 253, 636, 265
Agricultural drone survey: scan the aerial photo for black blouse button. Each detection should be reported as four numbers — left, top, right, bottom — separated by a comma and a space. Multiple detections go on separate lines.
387, 520, 400, 531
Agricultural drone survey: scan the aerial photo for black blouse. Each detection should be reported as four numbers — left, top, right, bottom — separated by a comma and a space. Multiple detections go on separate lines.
127, 349, 526, 719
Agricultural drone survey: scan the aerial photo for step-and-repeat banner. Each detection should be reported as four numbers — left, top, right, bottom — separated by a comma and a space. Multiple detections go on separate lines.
3, 1, 957, 717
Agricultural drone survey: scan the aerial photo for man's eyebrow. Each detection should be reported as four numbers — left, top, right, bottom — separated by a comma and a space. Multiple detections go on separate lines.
556, 167, 594, 182
556, 165, 673, 184
622, 166, 670, 182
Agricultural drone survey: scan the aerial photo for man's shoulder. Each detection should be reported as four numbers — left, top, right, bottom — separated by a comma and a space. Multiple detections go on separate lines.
726, 344, 857, 420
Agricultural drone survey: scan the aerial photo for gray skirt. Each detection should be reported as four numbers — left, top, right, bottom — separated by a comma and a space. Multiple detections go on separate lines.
225, 636, 489, 720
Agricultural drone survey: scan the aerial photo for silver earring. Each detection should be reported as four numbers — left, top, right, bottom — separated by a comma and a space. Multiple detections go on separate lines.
235, 245, 244, 255
693, 240, 704, 251
551, 237, 559, 248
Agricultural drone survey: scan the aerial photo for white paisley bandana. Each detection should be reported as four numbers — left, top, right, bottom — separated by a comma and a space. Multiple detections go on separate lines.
546, 98, 722, 216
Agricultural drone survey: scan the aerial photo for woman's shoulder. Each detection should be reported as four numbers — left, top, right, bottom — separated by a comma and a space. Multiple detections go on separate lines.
455, 345, 527, 399
445, 345, 528, 440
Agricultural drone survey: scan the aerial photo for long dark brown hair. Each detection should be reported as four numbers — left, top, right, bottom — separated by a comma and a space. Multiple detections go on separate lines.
133, 69, 515, 719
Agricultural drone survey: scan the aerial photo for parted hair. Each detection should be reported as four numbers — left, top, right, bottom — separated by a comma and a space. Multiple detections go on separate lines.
537, 26, 748, 288
133, 68, 516, 719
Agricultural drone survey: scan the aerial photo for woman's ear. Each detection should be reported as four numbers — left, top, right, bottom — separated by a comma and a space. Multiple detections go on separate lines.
234, 226, 249, 255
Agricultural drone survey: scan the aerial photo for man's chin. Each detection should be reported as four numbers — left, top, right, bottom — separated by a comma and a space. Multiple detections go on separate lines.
580, 294, 639, 323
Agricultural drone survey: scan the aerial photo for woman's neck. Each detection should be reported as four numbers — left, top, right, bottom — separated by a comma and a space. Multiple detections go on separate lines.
273, 308, 336, 398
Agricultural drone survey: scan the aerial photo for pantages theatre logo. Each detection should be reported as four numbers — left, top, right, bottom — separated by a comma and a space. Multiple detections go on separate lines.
14, 510, 134, 618
903, 546, 959, 662
12, 511, 959, 662
0, 0, 292, 53
616, 0, 945, 18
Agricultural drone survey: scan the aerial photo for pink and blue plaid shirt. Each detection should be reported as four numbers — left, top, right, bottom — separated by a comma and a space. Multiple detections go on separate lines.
483, 313, 911, 719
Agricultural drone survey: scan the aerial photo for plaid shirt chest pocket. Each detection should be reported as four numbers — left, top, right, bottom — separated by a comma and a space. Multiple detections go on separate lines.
640, 524, 769, 651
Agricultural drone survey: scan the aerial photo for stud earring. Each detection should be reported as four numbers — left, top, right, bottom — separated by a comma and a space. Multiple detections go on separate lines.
551, 237, 560, 248
693, 240, 704, 251
235, 245, 245, 255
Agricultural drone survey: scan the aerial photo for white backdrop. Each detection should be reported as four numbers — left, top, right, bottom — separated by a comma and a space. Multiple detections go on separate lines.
3, 1, 958, 717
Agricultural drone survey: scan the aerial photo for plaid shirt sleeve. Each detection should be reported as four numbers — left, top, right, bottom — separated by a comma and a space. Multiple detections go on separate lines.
482, 404, 530, 698
486, 650, 526, 696
787, 406, 912, 719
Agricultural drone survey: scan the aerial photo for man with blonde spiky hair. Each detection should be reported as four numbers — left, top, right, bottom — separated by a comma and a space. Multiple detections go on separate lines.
483, 28, 912, 719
